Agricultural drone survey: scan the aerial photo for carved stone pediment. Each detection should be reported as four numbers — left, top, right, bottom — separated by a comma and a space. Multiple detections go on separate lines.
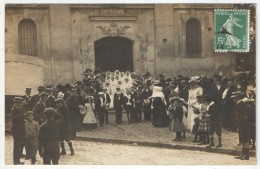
96, 22, 130, 36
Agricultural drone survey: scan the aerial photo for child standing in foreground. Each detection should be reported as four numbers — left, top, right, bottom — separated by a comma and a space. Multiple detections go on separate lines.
197, 104, 210, 145
168, 97, 186, 141
82, 96, 97, 129
24, 111, 39, 165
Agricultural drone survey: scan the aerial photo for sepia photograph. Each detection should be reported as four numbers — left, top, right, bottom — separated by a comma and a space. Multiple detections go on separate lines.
3, 1, 257, 166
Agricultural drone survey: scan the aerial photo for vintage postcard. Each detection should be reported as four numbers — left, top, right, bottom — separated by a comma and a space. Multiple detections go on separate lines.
2, 1, 257, 167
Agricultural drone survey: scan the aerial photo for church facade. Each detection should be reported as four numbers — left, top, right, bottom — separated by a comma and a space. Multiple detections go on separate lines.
5, 4, 238, 95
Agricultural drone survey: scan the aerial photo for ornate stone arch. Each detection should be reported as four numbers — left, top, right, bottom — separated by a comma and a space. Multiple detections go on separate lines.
87, 31, 144, 74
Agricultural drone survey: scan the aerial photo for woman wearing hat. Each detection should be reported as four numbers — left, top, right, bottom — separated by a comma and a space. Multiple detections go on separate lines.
151, 86, 169, 127
187, 76, 203, 131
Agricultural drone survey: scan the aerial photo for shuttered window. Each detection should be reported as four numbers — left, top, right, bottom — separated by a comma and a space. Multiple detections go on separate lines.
186, 18, 202, 56
18, 19, 37, 56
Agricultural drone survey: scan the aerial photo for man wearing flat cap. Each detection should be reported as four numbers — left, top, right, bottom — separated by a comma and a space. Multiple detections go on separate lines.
32, 92, 49, 157
28, 86, 46, 110
11, 97, 26, 164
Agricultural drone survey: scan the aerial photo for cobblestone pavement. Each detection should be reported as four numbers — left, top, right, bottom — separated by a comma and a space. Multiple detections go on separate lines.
77, 112, 252, 152
5, 135, 256, 165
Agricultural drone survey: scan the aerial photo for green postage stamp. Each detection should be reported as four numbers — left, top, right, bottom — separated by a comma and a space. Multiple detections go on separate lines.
214, 9, 250, 52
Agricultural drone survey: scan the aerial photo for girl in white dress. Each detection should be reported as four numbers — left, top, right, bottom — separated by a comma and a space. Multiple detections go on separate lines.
187, 77, 203, 131
82, 96, 97, 130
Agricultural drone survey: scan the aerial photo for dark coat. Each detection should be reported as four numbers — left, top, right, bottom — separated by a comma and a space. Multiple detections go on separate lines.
210, 85, 225, 105
134, 93, 143, 109
95, 96, 106, 111
27, 94, 40, 110
38, 119, 60, 153
172, 105, 184, 121
55, 105, 71, 141
142, 89, 152, 108
207, 102, 221, 130
104, 93, 111, 104
22, 95, 31, 111
236, 100, 255, 143
124, 94, 135, 107
46, 95, 56, 109
23, 95, 31, 107
222, 87, 235, 105
66, 95, 82, 121
152, 97, 169, 127
32, 100, 47, 124
113, 92, 124, 109
11, 105, 26, 138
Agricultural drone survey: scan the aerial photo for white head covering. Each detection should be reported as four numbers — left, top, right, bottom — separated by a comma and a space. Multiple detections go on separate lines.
151, 86, 165, 99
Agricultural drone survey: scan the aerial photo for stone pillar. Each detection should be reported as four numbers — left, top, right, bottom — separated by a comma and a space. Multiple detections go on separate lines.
154, 5, 175, 77
49, 5, 74, 84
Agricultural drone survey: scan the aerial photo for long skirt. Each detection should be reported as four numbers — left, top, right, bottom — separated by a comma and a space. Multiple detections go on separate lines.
170, 120, 186, 132
187, 106, 195, 130
198, 117, 210, 132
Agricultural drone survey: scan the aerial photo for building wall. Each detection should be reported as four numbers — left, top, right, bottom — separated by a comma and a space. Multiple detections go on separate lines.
5, 6, 49, 95
70, 5, 155, 81
5, 53, 44, 95
5, 4, 237, 90
172, 5, 236, 77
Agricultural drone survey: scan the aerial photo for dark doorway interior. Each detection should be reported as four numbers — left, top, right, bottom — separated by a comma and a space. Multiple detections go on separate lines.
94, 36, 133, 72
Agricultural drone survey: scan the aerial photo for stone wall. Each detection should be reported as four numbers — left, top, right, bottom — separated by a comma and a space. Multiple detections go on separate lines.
5, 4, 237, 88
5, 6, 51, 86
5, 53, 44, 95
70, 6, 155, 81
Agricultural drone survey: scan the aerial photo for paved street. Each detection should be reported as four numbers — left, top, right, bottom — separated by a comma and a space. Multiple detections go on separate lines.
77, 112, 253, 153
5, 135, 256, 165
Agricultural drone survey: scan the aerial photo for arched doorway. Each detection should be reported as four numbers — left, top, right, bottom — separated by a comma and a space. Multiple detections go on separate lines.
94, 36, 133, 72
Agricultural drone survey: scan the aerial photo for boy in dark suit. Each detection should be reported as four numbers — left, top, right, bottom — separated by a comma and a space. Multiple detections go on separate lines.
205, 95, 222, 148
39, 108, 60, 165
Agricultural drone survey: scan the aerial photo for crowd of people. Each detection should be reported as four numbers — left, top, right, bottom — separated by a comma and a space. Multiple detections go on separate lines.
10, 68, 256, 165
